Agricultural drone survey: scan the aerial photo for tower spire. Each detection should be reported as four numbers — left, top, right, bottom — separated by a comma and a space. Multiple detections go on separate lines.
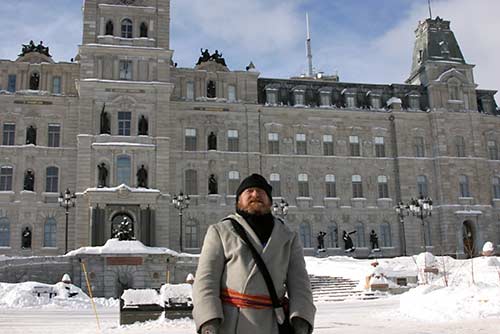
428, 0, 433, 19
306, 12, 314, 77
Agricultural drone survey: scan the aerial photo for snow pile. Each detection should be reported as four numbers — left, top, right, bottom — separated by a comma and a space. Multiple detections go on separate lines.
0, 281, 118, 309
161, 284, 193, 306
122, 289, 163, 306
400, 256, 500, 321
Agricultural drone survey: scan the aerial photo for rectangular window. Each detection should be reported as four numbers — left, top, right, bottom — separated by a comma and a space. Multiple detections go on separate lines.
459, 175, 470, 197
298, 181, 309, 197
0, 167, 13, 191
349, 136, 360, 156
119, 60, 133, 80
185, 170, 198, 195
45, 167, 59, 193
7, 75, 16, 92
371, 97, 381, 109
270, 174, 281, 197
352, 175, 363, 198
488, 140, 498, 160
227, 130, 239, 152
415, 136, 425, 157
2, 124, 15, 146
268, 133, 279, 154
47, 124, 61, 147
378, 176, 389, 198
228, 171, 240, 195
325, 175, 336, 198
185, 128, 197, 151
118, 112, 131, 136
417, 176, 428, 197
52, 76, 61, 94
375, 137, 385, 157
296, 134, 307, 155
455, 136, 466, 157
186, 82, 194, 100
228, 85, 236, 102
323, 135, 334, 156
380, 224, 392, 247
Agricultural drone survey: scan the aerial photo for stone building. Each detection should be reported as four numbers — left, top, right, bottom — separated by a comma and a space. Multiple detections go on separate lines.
0, 0, 498, 259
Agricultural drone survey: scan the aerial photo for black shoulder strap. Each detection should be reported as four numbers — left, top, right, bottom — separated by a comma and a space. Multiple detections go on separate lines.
225, 218, 281, 308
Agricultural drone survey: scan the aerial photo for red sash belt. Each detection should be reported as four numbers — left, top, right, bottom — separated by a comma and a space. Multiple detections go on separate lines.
220, 288, 273, 309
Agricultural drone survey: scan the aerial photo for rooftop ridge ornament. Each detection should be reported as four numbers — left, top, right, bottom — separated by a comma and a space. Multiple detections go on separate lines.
19, 40, 51, 58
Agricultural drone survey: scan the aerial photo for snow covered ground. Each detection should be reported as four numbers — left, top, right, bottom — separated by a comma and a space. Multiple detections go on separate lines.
1, 253, 499, 333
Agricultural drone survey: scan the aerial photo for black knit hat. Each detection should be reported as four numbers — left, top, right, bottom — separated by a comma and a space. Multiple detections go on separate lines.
236, 173, 272, 202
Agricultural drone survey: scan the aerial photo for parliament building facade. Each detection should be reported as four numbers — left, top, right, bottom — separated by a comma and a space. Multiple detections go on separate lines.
0, 0, 499, 258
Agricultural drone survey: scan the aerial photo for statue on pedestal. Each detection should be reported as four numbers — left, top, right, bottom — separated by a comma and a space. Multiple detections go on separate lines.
136, 165, 148, 188
24, 170, 35, 191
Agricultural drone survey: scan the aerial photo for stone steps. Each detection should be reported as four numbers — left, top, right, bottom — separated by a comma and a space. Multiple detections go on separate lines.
309, 275, 383, 303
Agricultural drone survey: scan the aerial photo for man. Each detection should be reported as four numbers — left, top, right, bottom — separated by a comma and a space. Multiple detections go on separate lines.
193, 174, 315, 334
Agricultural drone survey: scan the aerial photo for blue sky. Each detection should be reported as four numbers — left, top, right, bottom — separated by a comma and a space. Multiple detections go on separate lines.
1, 0, 498, 103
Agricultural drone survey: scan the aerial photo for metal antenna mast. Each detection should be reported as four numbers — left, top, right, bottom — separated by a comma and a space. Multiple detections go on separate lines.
428, 0, 433, 19
306, 12, 314, 77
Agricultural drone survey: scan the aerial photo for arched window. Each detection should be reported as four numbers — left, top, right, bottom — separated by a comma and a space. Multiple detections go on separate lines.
355, 222, 366, 247
121, 19, 133, 38
298, 173, 309, 197
228, 171, 240, 195
417, 175, 428, 197
116, 155, 131, 185
493, 176, 500, 199
380, 222, 392, 247
207, 132, 217, 150
139, 22, 148, 37
185, 221, 199, 249
185, 169, 198, 195
299, 222, 311, 248
105, 20, 114, 35
0, 217, 10, 247
43, 218, 57, 248
45, 166, 59, 193
270, 173, 281, 197
327, 223, 338, 248
0, 166, 13, 191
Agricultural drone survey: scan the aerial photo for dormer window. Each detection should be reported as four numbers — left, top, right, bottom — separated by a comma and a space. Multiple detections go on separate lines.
367, 92, 381, 109
293, 89, 305, 107
342, 89, 357, 108
121, 19, 133, 38
266, 88, 278, 106
319, 89, 332, 107
408, 95, 420, 110
448, 81, 461, 101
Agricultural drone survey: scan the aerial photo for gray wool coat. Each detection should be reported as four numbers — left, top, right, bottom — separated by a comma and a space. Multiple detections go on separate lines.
192, 213, 316, 334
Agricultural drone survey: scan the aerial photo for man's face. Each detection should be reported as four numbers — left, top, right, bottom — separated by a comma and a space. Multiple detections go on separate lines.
237, 187, 271, 215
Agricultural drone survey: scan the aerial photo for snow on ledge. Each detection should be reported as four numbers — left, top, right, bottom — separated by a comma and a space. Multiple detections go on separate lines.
82, 183, 161, 194
65, 239, 181, 256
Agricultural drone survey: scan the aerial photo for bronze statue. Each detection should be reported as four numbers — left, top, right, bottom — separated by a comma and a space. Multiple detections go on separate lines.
29, 72, 40, 90
208, 174, 218, 194
24, 170, 35, 191
22, 227, 32, 249
19, 40, 51, 57
26, 126, 36, 145
137, 165, 148, 188
100, 104, 110, 134
97, 163, 108, 187
138, 115, 148, 135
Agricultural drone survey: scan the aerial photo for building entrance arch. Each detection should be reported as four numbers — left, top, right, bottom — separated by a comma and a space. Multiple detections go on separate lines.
462, 220, 476, 257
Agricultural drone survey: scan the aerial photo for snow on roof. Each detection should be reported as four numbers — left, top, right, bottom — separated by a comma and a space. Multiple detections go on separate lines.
65, 238, 180, 256
386, 97, 402, 106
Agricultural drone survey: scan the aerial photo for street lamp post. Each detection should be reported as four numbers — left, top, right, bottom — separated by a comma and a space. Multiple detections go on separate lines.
395, 201, 409, 256
172, 192, 190, 252
272, 199, 289, 221
58, 188, 76, 254
395, 195, 433, 252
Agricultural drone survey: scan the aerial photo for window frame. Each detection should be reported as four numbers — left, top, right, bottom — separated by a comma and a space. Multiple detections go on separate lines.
47, 123, 61, 148
268, 132, 279, 154
0, 166, 13, 191
185, 128, 197, 151
352, 175, 363, 198
2, 123, 15, 146
298, 173, 309, 197
121, 18, 133, 38
349, 135, 361, 156
118, 111, 132, 136
296, 133, 307, 155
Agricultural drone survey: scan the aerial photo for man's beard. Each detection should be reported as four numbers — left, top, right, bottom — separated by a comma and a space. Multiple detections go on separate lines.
237, 200, 271, 215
